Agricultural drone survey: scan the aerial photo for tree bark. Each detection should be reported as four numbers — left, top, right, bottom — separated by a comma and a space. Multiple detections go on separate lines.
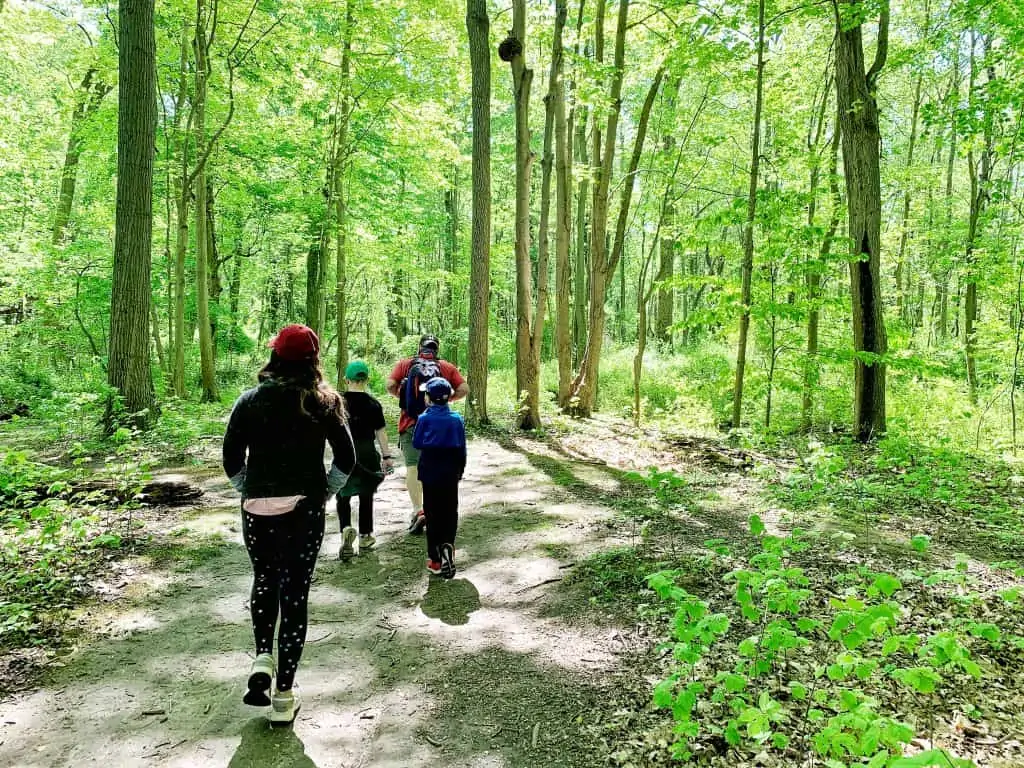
731, 0, 766, 429
834, 0, 889, 441
107, 0, 156, 428
466, 0, 492, 424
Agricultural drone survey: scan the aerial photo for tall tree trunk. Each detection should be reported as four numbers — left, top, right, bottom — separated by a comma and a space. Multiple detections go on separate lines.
53, 68, 110, 245
834, 0, 889, 441
569, 0, 647, 415
554, 0, 572, 408
107, 0, 156, 427
503, 0, 537, 429
964, 34, 995, 405
193, 0, 218, 402
895, 72, 923, 323
731, 0, 767, 429
334, 0, 354, 384
655, 81, 682, 347
572, 103, 589, 365
803, 93, 840, 431
171, 22, 190, 399
466, 0, 492, 424
205, 180, 220, 352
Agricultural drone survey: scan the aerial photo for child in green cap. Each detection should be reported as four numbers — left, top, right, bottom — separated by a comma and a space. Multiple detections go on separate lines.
337, 360, 394, 559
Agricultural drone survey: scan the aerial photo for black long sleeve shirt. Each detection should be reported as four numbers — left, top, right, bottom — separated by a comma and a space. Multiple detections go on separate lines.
223, 379, 356, 499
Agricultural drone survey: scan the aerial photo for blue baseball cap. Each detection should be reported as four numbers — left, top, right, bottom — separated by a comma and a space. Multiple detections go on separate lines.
419, 376, 453, 400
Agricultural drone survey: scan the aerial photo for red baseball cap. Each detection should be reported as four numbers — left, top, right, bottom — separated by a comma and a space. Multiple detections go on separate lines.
269, 324, 320, 361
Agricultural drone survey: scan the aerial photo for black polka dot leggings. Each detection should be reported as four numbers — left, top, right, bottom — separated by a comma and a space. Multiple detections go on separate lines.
242, 499, 325, 692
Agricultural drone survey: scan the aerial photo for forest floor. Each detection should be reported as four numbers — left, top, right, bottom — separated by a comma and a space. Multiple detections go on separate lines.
2, 417, 1024, 767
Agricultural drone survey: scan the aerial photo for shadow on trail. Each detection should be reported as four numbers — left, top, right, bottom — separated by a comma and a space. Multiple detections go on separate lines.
227, 717, 318, 768
420, 578, 480, 626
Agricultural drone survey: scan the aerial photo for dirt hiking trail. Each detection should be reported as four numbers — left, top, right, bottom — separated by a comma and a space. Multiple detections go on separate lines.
0, 437, 638, 768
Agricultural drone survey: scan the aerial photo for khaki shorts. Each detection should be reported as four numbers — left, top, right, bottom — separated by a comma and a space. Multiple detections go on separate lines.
399, 431, 420, 467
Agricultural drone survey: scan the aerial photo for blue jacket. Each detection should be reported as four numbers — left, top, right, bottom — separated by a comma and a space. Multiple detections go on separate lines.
412, 404, 467, 485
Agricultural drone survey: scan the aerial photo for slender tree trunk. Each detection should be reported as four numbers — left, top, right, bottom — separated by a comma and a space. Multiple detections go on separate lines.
554, 0, 572, 408
335, 0, 354, 384
834, 0, 889, 441
466, 0, 492, 424
655, 82, 683, 347
504, 0, 537, 429
107, 0, 156, 427
572, 104, 590, 365
964, 34, 995, 406
193, 0, 218, 402
171, 22, 190, 399
53, 69, 110, 245
803, 99, 841, 431
731, 0, 766, 429
895, 72, 923, 323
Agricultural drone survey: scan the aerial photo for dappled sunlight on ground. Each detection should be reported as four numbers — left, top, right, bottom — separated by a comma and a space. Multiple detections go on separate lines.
0, 438, 629, 767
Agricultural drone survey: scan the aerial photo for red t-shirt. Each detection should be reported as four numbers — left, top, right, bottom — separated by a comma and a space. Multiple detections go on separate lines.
390, 358, 465, 434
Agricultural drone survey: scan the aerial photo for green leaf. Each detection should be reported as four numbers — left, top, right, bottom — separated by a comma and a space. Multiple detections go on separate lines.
749, 514, 766, 536
870, 573, 903, 597
789, 682, 808, 701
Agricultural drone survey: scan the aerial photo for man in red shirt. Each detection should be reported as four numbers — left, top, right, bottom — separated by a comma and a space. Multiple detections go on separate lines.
385, 334, 469, 532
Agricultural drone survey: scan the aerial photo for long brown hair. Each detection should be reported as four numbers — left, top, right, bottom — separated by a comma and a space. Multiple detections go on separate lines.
258, 351, 347, 422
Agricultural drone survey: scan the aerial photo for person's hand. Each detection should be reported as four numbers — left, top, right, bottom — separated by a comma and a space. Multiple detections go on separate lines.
383, 456, 395, 475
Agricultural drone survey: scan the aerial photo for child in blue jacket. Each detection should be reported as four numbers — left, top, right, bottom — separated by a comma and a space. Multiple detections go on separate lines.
412, 377, 467, 579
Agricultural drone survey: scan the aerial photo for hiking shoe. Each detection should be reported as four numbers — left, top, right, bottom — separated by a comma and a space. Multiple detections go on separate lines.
408, 510, 426, 535
339, 526, 356, 560
426, 559, 442, 576
268, 687, 301, 725
439, 544, 456, 580
243, 653, 274, 707
359, 534, 376, 551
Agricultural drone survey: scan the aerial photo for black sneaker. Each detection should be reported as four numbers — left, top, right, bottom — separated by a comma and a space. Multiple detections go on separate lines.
439, 544, 456, 580
408, 510, 426, 535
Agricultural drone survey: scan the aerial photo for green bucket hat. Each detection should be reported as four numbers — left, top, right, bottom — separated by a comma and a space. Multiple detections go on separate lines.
344, 360, 370, 381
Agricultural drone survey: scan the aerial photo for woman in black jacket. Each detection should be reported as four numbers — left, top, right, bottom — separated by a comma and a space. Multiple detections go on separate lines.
223, 324, 355, 725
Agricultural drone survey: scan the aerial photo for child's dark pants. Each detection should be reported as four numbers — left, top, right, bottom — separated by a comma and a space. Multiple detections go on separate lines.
422, 481, 459, 561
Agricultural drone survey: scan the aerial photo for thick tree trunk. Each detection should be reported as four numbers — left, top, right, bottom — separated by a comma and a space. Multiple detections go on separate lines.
731, 0, 766, 429
193, 0, 218, 402
834, 0, 889, 441
53, 68, 110, 245
466, 0, 492, 424
107, 0, 156, 427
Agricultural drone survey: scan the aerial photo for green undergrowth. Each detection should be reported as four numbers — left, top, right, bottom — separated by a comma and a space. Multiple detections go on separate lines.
769, 434, 1024, 561
569, 453, 1024, 768
0, 428, 158, 650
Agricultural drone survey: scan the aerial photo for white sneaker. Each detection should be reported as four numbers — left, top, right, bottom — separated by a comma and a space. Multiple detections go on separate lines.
268, 687, 301, 725
359, 534, 376, 551
243, 653, 274, 706
339, 526, 357, 560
